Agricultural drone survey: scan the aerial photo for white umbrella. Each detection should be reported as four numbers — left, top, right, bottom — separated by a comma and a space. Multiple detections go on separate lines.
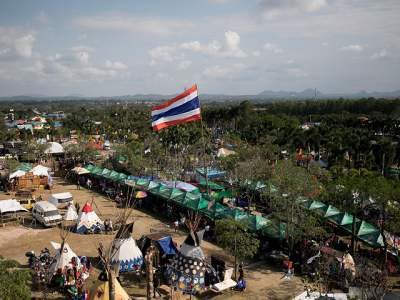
32, 165, 50, 176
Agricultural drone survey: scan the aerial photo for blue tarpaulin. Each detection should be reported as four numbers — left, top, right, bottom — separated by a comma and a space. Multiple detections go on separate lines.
157, 236, 177, 255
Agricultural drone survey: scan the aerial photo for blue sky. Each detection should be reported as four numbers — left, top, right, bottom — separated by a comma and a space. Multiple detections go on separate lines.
0, 0, 399, 96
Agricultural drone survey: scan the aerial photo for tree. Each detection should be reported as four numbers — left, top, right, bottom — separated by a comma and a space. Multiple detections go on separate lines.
269, 160, 326, 255
215, 219, 259, 280
0, 256, 31, 300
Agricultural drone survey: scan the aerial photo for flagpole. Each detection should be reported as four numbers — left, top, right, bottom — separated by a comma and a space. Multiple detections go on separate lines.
197, 85, 210, 196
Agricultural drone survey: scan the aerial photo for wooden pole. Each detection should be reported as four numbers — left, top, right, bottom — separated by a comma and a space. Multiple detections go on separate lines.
197, 85, 210, 196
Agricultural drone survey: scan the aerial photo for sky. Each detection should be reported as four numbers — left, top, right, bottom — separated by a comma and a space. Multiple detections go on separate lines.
0, 0, 399, 96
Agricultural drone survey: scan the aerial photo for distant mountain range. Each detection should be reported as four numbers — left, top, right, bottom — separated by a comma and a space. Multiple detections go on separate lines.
1, 89, 400, 102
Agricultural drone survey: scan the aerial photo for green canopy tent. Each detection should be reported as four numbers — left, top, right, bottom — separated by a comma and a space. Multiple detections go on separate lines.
246, 214, 269, 231
324, 205, 342, 218
17, 163, 32, 172
157, 185, 173, 199
91, 166, 103, 176
356, 221, 384, 248
182, 194, 209, 211
169, 189, 185, 204
117, 173, 128, 183
308, 201, 328, 217
135, 178, 150, 189
100, 168, 111, 178
198, 179, 225, 191
84, 164, 95, 172
228, 208, 249, 221
201, 202, 231, 220
261, 218, 286, 240
107, 170, 120, 181
211, 190, 233, 202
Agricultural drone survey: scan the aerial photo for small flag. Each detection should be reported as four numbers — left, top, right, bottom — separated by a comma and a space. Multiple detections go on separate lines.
151, 85, 201, 131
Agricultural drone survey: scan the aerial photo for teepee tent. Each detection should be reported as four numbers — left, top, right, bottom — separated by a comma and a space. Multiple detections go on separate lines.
76, 202, 104, 234
64, 203, 78, 221
88, 276, 130, 300
109, 223, 143, 273
49, 240, 79, 273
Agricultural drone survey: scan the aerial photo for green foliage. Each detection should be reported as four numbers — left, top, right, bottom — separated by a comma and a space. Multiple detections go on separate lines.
0, 257, 31, 300
215, 219, 259, 260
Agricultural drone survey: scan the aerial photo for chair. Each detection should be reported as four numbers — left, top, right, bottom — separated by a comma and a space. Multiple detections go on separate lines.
210, 268, 237, 293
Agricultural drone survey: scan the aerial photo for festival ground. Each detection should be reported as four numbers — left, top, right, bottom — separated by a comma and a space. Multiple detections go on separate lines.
0, 178, 303, 299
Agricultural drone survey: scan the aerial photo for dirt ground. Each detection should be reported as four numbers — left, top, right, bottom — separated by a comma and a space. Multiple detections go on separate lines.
0, 178, 304, 299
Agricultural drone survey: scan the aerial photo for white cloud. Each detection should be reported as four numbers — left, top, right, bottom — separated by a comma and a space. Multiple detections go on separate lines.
259, 0, 327, 19
322, 42, 328, 47
287, 67, 308, 77
263, 43, 283, 53
370, 49, 388, 60
178, 60, 192, 70
70, 45, 94, 52
14, 34, 35, 57
203, 63, 245, 78
287, 59, 294, 64
149, 30, 247, 65
340, 44, 364, 52
105, 60, 128, 70
76, 51, 89, 64
252, 50, 261, 57
75, 15, 193, 36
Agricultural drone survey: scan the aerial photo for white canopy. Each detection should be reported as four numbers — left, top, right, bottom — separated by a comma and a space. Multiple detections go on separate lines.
9, 170, 26, 179
44, 142, 64, 154
0, 199, 28, 214
217, 148, 236, 158
49, 192, 73, 205
49, 241, 79, 273
32, 165, 50, 176
71, 166, 90, 175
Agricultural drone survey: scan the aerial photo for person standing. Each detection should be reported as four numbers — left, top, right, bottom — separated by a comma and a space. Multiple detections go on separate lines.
173, 220, 179, 233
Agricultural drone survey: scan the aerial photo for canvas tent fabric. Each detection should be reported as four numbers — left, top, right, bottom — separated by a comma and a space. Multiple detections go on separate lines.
76, 202, 104, 234
32, 165, 50, 176
49, 241, 79, 274
88, 277, 130, 300
49, 192, 73, 205
173, 230, 207, 294
64, 204, 78, 221
44, 142, 64, 154
0, 199, 28, 214
9, 170, 26, 179
110, 223, 143, 273
198, 179, 225, 191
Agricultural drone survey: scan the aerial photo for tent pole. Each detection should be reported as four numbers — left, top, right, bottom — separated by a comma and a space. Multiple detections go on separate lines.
197, 85, 210, 196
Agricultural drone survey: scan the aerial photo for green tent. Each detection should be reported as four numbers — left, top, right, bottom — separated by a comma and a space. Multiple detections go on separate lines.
117, 173, 128, 183
136, 178, 150, 188
147, 181, 160, 191
211, 190, 233, 201
340, 213, 357, 226
182, 195, 209, 211
101, 168, 111, 178
357, 221, 379, 236
246, 215, 269, 231
201, 202, 231, 220
261, 219, 286, 240
199, 179, 225, 191
91, 166, 103, 175
170, 189, 185, 203
157, 185, 172, 199
308, 200, 327, 211
324, 205, 342, 218
107, 170, 120, 181
229, 208, 248, 221
17, 163, 32, 172
84, 164, 95, 172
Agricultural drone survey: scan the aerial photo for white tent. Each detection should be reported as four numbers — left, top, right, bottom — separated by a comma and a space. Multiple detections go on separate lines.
44, 142, 64, 154
0, 199, 28, 214
76, 202, 104, 234
32, 165, 49, 176
49, 241, 79, 273
49, 192, 73, 206
9, 170, 26, 179
71, 166, 90, 175
110, 223, 143, 273
217, 148, 236, 158
64, 204, 78, 221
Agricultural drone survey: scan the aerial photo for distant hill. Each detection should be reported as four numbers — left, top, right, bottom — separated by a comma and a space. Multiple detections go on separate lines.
1, 89, 399, 102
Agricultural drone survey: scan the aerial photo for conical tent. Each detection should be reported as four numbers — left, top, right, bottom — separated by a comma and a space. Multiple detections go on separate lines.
49, 241, 79, 273
76, 202, 104, 234
246, 215, 269, 231
64, 203, 78, 221
357, 221, 379, 236
173, 230, 207, 294
261, 219, 286, 240
110, 223, 143, 273
324, 205, 342, 218
308, 200, 327, 211
88, 277, 130, 300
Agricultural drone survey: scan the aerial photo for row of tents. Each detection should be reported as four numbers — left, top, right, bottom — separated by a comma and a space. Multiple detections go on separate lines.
80, 164, 398, 250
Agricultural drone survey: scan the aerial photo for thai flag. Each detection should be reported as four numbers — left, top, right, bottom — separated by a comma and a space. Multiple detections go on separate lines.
151, 85, 201, 131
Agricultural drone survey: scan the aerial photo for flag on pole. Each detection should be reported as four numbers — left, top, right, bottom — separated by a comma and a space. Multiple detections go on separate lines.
151, 84, 201, 131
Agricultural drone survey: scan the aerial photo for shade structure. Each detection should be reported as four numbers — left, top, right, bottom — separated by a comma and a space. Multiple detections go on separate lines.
0, 199, 28, 214
49, 241, 79, 274
17, 163, 32, 172
101, 168, 111, 178
324, 205, 342, 218
182, 194, 209, 211
261, 219, 286, 240
170, 188, 185, 203
117, 173, 127, 183
228, 208, 249, 221
201, 202, 232, 220
44, 142, 64, 154
135, 191, 147, 199
32, 165, 49, 176
9, 170, 26, 179
71, 167, 90, 175
246, 214, 269, 231
91, 166, 103, 176
84, 164, 95, 172
49, 192, 73, 205
110, 223, 143, 273
76, 202, 104, 234
198, 179, 225, 191
107, 170, 120, 181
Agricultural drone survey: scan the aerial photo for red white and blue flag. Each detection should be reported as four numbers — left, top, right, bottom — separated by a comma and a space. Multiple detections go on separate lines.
151, 84, 201, 131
